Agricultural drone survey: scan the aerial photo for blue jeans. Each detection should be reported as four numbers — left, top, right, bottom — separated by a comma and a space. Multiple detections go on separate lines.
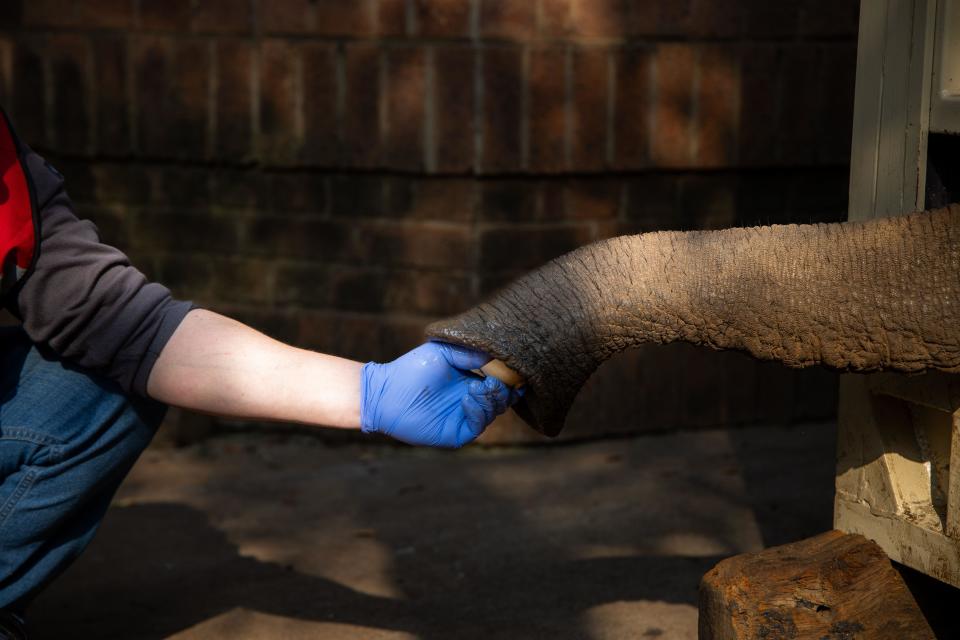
0, 327, 164, 612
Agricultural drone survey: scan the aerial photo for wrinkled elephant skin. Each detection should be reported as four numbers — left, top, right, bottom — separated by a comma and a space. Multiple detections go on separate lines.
427, 205, 960, 436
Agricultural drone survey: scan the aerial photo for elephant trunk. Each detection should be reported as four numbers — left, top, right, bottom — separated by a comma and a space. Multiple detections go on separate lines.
426, 205, 960, 436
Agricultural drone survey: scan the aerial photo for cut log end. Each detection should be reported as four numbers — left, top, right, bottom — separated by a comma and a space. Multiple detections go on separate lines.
699, 530, 937, 640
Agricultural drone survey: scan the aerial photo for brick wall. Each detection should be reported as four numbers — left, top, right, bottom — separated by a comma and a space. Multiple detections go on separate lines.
0, 0, 858, 441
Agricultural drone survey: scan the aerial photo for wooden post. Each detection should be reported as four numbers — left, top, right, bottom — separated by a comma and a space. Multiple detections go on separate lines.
836, 0, 960, 588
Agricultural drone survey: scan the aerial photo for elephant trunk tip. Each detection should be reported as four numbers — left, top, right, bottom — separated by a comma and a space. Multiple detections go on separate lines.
425, 317, 566, 438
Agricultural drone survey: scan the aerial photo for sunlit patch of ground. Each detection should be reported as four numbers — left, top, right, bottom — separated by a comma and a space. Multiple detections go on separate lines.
29, 422, 835, 639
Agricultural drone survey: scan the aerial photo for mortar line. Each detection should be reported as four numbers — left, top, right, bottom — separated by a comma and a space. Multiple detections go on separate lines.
85, 35, 97, 156
425, 45, 437, 173
207, 40, 218, 161
606, 46, 616, 168
42, 37, 53, 148
406, 0, 418, 36
474, 45, 484, 172
646, 46, 656, 167
563, 44, 573, 171
250, 38, 261, 160
334, 43, 346, 150
520, 45, 530, 171
690, 45, 701, 164
126, 33, 138, 153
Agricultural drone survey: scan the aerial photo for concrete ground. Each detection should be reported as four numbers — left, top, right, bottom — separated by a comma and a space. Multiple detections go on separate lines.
28, 421, 836, 639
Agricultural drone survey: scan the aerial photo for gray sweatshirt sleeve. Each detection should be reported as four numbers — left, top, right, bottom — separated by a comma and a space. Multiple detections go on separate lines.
7, 147, 195, 397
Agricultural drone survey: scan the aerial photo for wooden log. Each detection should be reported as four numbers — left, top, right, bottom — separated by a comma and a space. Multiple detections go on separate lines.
699, 530, 936, 639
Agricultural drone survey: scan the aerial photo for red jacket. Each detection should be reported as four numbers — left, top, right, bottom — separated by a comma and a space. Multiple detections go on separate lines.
0, 107, 193, 396
0, 107, 38, 298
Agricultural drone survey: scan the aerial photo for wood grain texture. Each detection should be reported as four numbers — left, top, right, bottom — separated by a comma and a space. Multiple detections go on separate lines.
698, 530, 935, 640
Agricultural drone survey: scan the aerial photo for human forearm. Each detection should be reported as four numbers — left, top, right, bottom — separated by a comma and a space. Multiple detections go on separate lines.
147, 309, 362, 429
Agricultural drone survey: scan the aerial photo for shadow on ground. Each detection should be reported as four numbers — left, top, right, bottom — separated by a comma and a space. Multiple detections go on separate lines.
27, 422, 836, 639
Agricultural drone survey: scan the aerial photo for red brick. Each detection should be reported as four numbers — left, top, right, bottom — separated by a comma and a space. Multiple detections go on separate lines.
275, 263, 331, 307
481, 47, 523, 173
697, 45, 739, 168
140, 0, 191, 31
689, 0, 744, 38
358, 222, 473, 269
569, 0, 627, 39
800, 0, 859, 37
49, 35, 91, 154
387, 178, 476, 220
194, 0, 252, 34
83, 206, 128, 247
736, 171, 790, 221
23, 0, 76, 27
329, 267, 384, 312
270, 171, 327, 213
651, 44, 695, 168
170, 40, 210, 159
332, 313, 385, 362
215, 40, 254, 161
134, 37, 210, 158
380, 317, 430, 359
133, 211, 239, 254
155, 254, 214, 301
316, 0, 376, 37
247, 217, 352, 261
433, 45, 475, 172
74, 0, 133, 28
0, 41, 8, 108
737, 44, 779, 166
211, 257, 276, 305
564, 179, 621, 219
528, 47, 567, 173
678, 174, 738, 229
613, 46, 651, 169
481, 1, 536, 40
655, 0, 693, 36
412, 179, 476, 221
743, 0, 799, 38
479, 224, 592, 270
415, 0, 470, 37
383, 270, 473, 315
0, 2, 21, 28
479, 180, 540, 222
134, 36, 172, 155
259, 39, 300, 165
619, 3, 657, 36
329, 174, 385, 217
623, 174, 679, 227
89, 163, 151, 204
818, 44, 855, 165
787, 169, 848, 222
262, 0, 314, 34
342, 43, 382, 167
11, 39, 46, 145
385, 47, 426, 170
212, 168, 271, 210
155, 166, 210, 208
300, 43, 337, 166
478, 270, 523, 296
539, 0, 572, 38
571, 47, 608, 171
777, 45, 819, 165
378, 0, 408, 36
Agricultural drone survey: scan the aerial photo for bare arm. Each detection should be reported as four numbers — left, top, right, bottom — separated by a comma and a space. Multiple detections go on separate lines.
147, 309, 362, 429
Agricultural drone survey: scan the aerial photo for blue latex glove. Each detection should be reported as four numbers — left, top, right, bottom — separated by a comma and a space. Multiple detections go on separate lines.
360, 341, 522, 448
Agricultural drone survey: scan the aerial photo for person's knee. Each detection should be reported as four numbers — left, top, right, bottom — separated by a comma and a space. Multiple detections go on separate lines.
4, 340, 166, 473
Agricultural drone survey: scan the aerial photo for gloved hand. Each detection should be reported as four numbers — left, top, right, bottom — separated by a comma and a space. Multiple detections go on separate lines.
360, 341, 522, 448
